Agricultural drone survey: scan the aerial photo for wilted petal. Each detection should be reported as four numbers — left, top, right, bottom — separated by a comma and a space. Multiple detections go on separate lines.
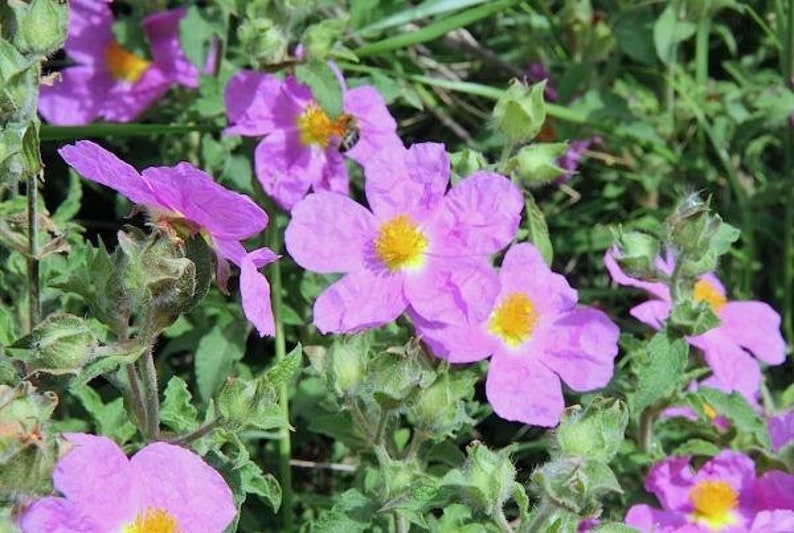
313, 272, 406, 333
486, 353, 564, 427
624, 504, 685, 532
720, 301, 786, 365
769, 410, 794, 452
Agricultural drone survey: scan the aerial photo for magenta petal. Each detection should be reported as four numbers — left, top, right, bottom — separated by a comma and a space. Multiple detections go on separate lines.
142, 162, 267, 241
644, 455, 694, 512
624, 504, 685, 531
253, 131, 317, 211
692, 451, 756, 503
54, 434, 139, 529
755, 470, 794, 511
285, 192, 377, 273
411, 310, 495, 363
342, 85, 402, 164
499, 243, 578, 314
64, 0, 114, 64
538, 307, 619, 391
39, 67, 104, 125
313, 272, 407, 333
769, 410, 794, 452
603, 248, 670, 300
225, 71, 284, 136
435, 171, 523, 255
99, 67, 171, 122
750, 510, 794, 533
240, 254, 275, 337
132, 442, 236, 533
486, 353, 564, 427
143, 8, 199, 88
629, 300, 670, 329
20, 497, 97, 532
692, 332, 761, 400
365, 143, 448, 220
720, 301, 786, 365
59, 141, 160, 206
315, 146, 350, 197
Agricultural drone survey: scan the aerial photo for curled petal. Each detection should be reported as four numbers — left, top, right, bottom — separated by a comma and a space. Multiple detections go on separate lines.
603, 248, 670, 300
240, 253, 276, 337
629, 300, 670, 329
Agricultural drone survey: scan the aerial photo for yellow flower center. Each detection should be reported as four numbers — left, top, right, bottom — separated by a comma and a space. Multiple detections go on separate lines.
296, 103, 348, 147
374, 215, 428, 272
124, 508, 180, 533
488, 293, 539, 347
104, 41, 150, 83
693, 279, 727, 313
688, 480, 739, 530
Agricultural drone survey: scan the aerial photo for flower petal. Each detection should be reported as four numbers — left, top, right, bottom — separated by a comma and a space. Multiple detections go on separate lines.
240, 253, 276, 337
224, 71, 284, 136
99, 67, 171, 122
720, 301, 786, 365
313, 272, 406, 333
537, 307, 619, 391
132, 442, 236, 533
64, 0, 114, 65
38, 67, 106, 125
603, 248, 670, 300
499, 243, 578, 315
754, 470, 794, 511
486, 353, 564, 427
629, 300, 670, 329
59, 141, 160, 206
285, 192, 377, 273
20, 497, 97, 532
692, 450, 756, 502
253, 131, 317, 211
342, 85, 402, 164
410, 310, 495, 364
643, 455, 695, 512
143, 8, 199, 88
624, 504, 686, 532
692, 331, 762, 400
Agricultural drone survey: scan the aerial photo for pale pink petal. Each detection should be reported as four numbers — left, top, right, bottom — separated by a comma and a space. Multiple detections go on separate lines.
750, 510, 794, 532
285, 192, 377, 274
537, 307, 619, 391
603, 248, 670, 300
769, 410, 794, 452
132, 442, 236, 533
644, 455, 694, 512
240, 253, 276, 337
342, 85, 402, 163
499, 243, 578, 315
142, 163, 267, 241
64, 0, 114, 64
410, 311, 495, 364
629, 300, 670, 329
224, 71, 284, 136
486, 353, 564, 427
54, 434, 139, 529
20, 497, 98, 532
365, 143, 448, 220
405, 259, 499, 325
434, 171, 522, 256
755, 470, 794, 511
58, 141, 160, 207
143, 8, 199, 88
624, 504, 684, 532
692, 332, 762, 400
313, 272, 406, 333
253, 131, 316, 211
315, 146, 349, 196
38, 67, 106, 125
720, 301, 786, 365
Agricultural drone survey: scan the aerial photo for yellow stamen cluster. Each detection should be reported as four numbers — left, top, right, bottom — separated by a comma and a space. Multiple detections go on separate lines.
124, 508, 179, 533
689, 480, 739, 530
488, 293, 539, 347
374, 215, 428, 272
104, 42, 150, 83
296, 103, 348, 147
693, 279, 727, 313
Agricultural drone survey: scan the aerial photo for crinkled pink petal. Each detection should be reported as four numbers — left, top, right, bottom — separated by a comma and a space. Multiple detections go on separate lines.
624, 504, 685, 532
315, 146, 349, 196
143, 8, 200, 88
142, 163, 267, 241
629, 299, 670, 329
692, 450, 756, 505
410, 310, 495, 364
720, 301, 786, 365
537, 307, 619, 391
254, 131, 317, 211
285, 192, 377, 274
39, 67, 106, 125
365, 143, 448, 220
224, 71, 284, 136
405, 259, 499, 325
20, 497, 97, 532
132, 442, 236, 533
755, 470, 794, 511
692, 333, 761, 400
644, 455, 695, 512
342, 85, 402, 163
769, 410, 794, 452
499, 243, 578, 315
750, 510, 794, 532
64, 0, 113, 64
58, 141, 160, 207
240, 253, 276, 337
486, 352, 564, 427
603, 248, 670, 300
54, 434, 139, 529
434, 171, 523, 256
99, 67, 171, 122
313, 272, 406, 334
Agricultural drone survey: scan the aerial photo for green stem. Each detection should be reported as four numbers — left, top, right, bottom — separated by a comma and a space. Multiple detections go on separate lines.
523, 498, 553, 533
138, 346, 160, 440
494, 507, 514, 533
125, 363, 147, 433
267, 212, 294, 532
26, 171, 41, 331
694, 12, 710, 151
167, 419, 221, 446
783, 0, 794, 344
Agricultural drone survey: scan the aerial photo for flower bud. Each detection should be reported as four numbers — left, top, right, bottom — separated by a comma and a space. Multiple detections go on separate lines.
508, 143, 568, 185
26, 313, 97, 373
10, 0, 68, 57
611, 229, 660, 280
492, 80, 547, 144
554, 399, 628, 462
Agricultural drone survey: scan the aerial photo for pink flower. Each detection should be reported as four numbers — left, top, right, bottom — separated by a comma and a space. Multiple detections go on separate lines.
284, 143, 523, 334
625, 450, 794, 532
604, 249, 786, 401
59, 141, 276, 336
39, 2, 203, 125
20, 433, 236, 532
413, 243, 620, 427
769, 409, 794, 452
224, 69, 402, 210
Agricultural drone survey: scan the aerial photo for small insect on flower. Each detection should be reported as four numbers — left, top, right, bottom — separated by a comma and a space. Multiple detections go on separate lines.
337, 114, 361, 153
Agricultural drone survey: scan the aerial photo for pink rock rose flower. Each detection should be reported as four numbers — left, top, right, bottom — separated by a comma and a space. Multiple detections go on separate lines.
20, 433, 236, 532
59, 141, 276, 336
413, 243, 620, 427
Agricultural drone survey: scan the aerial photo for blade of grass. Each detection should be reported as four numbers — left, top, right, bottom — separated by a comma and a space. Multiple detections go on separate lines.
40, 123, 217, 141
358, 0, 493, 34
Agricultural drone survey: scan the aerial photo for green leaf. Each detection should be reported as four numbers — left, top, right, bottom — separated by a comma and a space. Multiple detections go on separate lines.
70, 385, 137, 443
160, 376, 199, 434
295, 59, 344, 118
195, 323, 246, 402
631, 329, 689, 413
264, 343, 303, 388
178, 6, 219, 69
525, 195, 553, 265
237, 460, 282, 512
52, 170, 83, 223
653, 3, 696, 64
699, 388, 771, 448
673, 438, 723, 457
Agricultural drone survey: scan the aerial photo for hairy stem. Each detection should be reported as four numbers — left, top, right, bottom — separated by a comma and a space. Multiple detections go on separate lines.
138, 346, 160, 440
26, 171, 41, 331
